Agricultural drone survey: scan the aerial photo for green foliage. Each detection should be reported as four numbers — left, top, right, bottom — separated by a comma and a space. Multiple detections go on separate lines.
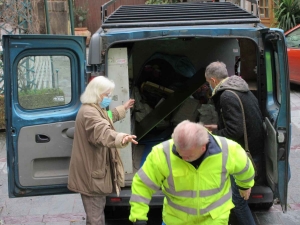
18, 88, 63, 96
274, 0, 300, 32
73, 3, 89, 27
146, 0, 180, 4
19, 88, 65, 109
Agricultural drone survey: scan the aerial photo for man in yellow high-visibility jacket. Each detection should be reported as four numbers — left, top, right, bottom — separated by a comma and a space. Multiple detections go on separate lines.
129, 120, 255, 225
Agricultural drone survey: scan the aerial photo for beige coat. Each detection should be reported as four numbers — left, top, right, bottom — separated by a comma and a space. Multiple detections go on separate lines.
68, 103, 128, 196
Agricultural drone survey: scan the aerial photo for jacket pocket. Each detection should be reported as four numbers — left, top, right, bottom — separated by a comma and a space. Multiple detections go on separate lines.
91, 165, 113, 195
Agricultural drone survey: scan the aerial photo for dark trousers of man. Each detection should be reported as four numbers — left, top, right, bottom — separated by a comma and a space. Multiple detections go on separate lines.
230, 153, 267, 225
230, 175, 256, 225
81, 194, 106, 225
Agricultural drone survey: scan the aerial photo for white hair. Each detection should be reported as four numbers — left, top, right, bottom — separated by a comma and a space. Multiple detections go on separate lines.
80, 76, 115, 104
172, 120, 209, 151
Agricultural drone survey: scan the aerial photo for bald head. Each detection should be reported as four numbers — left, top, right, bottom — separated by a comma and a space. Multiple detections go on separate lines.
172, 120, 209, 151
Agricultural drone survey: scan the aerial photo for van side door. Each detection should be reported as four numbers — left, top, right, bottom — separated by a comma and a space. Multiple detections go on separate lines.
2, 35, 86, 197
261, 29, 291, 212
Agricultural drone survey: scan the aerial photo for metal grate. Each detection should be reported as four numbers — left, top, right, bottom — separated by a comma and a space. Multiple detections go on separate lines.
102, 2, 260, 28
0, 0, 36, 95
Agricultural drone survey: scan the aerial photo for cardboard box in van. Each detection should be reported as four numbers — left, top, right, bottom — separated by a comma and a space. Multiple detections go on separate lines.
2, 1, 291, 213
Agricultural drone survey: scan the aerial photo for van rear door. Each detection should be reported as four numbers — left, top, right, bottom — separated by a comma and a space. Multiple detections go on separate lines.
2, 35, 86, 197
261, 29, 291, 212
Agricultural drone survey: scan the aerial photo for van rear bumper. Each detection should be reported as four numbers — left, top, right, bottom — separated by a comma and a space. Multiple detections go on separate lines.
248, 185, 274, 204
106, 187, 164, 207
106, 185, 273, 207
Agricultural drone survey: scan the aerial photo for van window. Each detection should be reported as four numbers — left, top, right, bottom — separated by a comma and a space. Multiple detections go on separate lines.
286, 28, 300, 48
17, 56, 71, 109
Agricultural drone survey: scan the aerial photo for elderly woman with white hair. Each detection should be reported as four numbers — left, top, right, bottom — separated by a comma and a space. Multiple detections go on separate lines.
68, 76, 138, 225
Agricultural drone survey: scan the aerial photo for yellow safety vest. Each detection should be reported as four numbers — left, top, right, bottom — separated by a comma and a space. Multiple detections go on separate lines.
129, 135, 255, 224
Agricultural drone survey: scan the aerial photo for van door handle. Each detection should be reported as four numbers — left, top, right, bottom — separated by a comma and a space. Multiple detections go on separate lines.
66, 127, 75, 139
35, 134, 50, 143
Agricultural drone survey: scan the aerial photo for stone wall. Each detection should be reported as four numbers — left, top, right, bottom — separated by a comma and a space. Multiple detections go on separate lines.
32, 0, 70, 34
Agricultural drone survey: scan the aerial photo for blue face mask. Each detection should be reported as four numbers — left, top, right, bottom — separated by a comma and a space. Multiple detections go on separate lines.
100, 97, 112, 108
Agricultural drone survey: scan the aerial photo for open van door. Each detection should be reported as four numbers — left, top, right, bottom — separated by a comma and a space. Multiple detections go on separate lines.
261, 29, 291, 212
2, 35, 86, 197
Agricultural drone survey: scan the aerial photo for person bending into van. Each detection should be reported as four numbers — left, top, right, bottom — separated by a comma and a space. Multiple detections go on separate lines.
204, 61, 264, 225
129, 120, 255, 225
68, 76, 138, 225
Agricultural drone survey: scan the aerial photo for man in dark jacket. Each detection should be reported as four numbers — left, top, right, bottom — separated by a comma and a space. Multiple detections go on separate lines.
204, 61, 264, 225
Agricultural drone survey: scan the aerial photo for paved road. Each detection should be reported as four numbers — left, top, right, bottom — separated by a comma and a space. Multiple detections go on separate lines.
0, 84, 300, 225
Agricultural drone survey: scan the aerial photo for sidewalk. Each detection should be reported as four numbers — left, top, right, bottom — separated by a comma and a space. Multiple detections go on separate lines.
0, 89, 300, 225
255, 88, 300, 225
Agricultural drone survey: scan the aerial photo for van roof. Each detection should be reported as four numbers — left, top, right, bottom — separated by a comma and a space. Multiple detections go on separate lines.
101, 2, 260, 29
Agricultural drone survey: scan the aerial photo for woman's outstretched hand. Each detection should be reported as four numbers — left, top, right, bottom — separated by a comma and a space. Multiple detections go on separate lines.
123, 99, 135, 111
122, 135, 138, 145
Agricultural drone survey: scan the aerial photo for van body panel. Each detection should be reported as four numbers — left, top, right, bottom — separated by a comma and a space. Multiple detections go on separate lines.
100, 27, 263, 48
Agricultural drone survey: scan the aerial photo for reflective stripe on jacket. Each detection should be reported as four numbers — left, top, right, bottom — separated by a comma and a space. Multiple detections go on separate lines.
129, 134, 255, 224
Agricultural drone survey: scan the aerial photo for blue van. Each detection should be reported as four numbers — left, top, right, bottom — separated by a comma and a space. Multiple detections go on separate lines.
2, 1, 290, 213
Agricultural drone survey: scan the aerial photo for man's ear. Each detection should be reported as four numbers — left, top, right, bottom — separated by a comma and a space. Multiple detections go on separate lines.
211, 77, 219, 85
